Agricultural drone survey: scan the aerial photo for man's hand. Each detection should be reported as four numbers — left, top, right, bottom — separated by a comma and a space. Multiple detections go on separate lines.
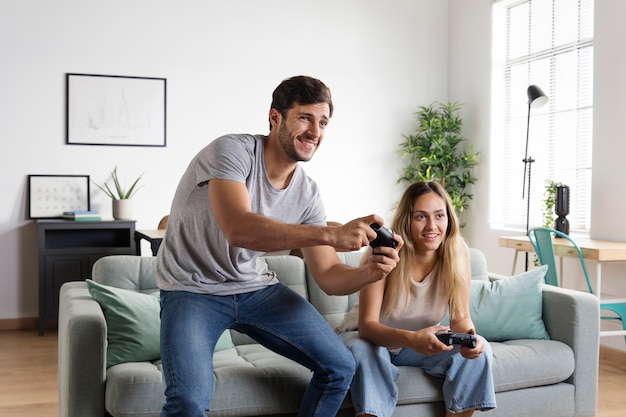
302, 216, 402, 295
362, 233, 403, 281
330, 215, 386, 252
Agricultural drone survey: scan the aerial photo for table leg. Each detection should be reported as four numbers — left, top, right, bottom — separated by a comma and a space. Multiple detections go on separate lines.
150, 241, 160, 256
596, 262, 602, 300
134, 236, 142, 256
512, 250, 519, 275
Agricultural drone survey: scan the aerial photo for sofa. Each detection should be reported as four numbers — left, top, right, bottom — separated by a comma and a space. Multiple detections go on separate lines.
58, 249, 600, 417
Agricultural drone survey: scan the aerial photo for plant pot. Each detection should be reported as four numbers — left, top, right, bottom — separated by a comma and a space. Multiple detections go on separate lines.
112, 199, 133, 220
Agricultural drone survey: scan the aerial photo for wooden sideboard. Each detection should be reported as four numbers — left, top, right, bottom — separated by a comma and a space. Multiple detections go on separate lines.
37, 220, 136, 335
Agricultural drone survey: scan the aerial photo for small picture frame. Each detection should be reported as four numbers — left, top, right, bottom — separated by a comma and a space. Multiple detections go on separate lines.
28, 175, 90, 219
66, 73, 166, 147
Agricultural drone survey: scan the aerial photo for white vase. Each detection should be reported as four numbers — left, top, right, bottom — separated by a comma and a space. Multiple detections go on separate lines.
112, 199, 133, 220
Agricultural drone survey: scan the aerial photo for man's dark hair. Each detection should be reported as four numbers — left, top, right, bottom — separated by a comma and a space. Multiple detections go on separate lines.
269, 76, 333, 130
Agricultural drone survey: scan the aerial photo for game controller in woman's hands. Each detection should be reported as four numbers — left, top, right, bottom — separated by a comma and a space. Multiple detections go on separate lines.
435, 329, 477, 348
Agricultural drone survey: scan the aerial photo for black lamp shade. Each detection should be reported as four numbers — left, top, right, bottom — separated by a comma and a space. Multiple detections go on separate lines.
527, 85, 548, 108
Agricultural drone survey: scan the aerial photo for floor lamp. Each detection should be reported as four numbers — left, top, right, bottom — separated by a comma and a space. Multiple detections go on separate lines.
523, 85, 548, 271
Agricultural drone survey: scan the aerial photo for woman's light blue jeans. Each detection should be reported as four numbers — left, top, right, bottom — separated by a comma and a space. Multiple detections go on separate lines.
342, 331, 496, 416
159, 283, 355, 417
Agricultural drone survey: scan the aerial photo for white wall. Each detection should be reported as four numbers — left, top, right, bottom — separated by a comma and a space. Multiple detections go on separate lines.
588, 0, 626, 351
449, 0, 626, 351
0, 1, 447, 322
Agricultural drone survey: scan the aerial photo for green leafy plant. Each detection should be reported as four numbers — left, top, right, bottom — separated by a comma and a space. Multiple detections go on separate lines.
399, 102, 479, 221
542, 180, 567, 228
94, 166, 144, 200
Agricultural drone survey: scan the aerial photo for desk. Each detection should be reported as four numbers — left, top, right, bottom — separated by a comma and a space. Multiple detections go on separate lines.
499, 235, 626, 337
135, 229, 165, 256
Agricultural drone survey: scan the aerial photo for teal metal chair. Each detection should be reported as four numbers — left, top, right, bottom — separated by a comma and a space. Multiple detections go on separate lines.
528, 227, 626, 344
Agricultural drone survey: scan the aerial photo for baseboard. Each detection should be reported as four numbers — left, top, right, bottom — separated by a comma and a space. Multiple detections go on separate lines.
0, 317, 57, 331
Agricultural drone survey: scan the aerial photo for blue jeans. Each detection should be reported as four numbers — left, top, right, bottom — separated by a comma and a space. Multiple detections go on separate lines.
159, 283, 356, 417
342, 331, 496, 416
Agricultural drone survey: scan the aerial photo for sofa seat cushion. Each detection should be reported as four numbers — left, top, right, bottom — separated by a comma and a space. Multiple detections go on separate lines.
490, 339, 575, 392
105, 361, 165, 417
105, 344, 316, 417
210, 344, 314, 414
104, 339, 575, 417
394, 339, 574, 406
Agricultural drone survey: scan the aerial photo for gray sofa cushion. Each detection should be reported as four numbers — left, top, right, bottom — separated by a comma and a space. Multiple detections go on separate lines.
491, 339, 574, 391
305, 251, 362, 327
93, 255, 158, 293
105, 362, 164, 417
104, 338, 575, 417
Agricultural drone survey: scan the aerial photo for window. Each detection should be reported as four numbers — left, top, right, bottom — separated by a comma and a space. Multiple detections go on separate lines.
490, 0, 594, 234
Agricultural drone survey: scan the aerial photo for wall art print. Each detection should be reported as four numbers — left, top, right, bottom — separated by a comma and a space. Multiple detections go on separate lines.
66, 73, 166, 147
28, 175, 90, 219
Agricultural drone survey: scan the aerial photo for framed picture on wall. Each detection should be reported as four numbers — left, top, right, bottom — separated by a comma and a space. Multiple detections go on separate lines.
28, 175, 90, 219
66, 73, 167, 147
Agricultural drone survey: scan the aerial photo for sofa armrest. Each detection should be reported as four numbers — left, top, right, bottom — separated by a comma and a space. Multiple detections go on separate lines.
58, 281, 108, 417
541, 285, 599, 417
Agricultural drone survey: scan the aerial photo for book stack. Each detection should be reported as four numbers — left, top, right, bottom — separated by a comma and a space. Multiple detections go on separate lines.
62, 210, 102, 221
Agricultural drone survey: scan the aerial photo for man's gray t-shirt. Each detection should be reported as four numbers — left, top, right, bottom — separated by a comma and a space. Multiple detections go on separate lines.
157, 134, 326, 295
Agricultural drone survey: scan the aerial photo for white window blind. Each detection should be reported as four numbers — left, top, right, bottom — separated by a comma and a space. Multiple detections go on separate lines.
490, 0, 594, 233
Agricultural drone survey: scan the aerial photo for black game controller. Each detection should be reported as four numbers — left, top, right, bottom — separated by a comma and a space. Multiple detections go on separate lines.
369, 223, 398, 249
435, 329, 477, 348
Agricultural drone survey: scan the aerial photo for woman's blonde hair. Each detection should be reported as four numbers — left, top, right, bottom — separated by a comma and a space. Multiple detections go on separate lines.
381, 181, 469, 319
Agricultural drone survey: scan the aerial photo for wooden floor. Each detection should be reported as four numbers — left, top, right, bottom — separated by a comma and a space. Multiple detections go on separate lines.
0, 330, 59, 417
0, 330, 625, 417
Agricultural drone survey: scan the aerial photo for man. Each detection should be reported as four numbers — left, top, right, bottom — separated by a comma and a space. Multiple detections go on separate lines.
157, 75, 402, 417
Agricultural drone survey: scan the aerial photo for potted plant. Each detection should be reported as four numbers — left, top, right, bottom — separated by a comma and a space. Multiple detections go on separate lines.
398, 102, 479, 224
94, 166, 143, 220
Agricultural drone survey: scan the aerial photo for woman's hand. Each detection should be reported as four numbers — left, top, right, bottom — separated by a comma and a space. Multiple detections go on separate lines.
458, 328, 484, 359
406, 325, 455, 356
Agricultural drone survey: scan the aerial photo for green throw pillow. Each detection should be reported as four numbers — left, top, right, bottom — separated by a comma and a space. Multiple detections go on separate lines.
215, 329, 235, 352
87, 280, 162, 368
87, 280, 234, 368
470, 265, 550, 341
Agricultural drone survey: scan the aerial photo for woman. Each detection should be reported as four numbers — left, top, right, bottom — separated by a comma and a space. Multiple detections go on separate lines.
343, 181, 496, 417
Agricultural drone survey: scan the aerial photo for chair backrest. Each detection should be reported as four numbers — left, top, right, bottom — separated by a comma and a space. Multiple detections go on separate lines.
157, 215, 169, 230
527, 227, 594, 293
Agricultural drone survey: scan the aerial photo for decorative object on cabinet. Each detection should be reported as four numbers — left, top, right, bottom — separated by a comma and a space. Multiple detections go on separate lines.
93, 166, 143, 220
112, 199, 133, 220
28, 174, 90, 219
37, 219, 136, 335
62, 210, 101, 221
66, 73, 166, 147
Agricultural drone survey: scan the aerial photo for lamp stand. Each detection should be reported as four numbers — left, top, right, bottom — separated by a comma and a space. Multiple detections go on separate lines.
522, 103, 533, 272
521, 85, 548, 272
522, 155, 534, 271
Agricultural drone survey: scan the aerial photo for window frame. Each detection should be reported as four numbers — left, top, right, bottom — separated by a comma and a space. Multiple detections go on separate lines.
490, 0, 594, 235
